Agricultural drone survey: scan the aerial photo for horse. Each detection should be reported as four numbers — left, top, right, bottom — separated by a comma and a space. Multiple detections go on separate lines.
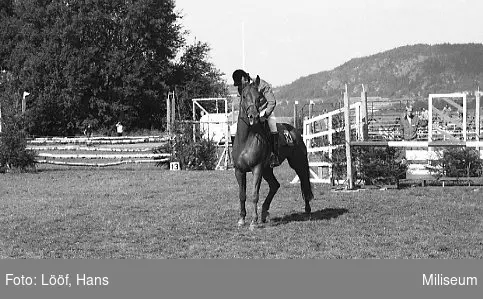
232, 76, 314, 230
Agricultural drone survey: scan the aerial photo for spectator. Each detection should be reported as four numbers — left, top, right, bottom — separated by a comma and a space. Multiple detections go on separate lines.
400, 106, 422, 141
116, 122, 123, 137
84, 124, 93, 138
420, 108, 429, 128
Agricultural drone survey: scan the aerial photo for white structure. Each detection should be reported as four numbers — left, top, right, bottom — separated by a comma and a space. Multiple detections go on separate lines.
200, 112, 238, 144
192, 97, 238, 170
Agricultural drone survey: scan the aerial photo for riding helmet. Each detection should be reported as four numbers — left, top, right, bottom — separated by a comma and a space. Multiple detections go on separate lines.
232, 69, 249, 86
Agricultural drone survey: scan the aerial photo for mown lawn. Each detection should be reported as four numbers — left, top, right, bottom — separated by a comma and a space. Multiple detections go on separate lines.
0, 163, 482, 258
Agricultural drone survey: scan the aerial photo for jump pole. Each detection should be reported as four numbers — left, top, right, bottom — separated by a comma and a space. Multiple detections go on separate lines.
344, 84, 354, 189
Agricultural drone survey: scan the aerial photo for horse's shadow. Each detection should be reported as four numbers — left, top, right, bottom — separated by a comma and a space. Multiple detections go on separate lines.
269, 208, 348, 226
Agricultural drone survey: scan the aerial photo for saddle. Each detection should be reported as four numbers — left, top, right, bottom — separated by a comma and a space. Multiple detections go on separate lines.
261, 119, 295, 147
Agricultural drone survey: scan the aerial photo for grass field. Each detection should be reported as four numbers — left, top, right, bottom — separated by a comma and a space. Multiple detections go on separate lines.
0, 163, 482, 259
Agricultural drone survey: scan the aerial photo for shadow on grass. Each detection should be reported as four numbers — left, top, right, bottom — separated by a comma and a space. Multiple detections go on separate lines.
270, 208, 349, 226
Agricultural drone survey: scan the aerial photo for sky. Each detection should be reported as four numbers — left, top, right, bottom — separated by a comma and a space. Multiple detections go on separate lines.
175, 0, 483, 87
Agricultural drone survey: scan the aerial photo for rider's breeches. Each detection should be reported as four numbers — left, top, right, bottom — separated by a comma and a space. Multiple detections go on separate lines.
260, 108, 277, 133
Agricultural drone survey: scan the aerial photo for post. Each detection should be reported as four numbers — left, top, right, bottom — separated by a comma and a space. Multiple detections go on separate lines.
167, 92, 171, 135
355, 103, 360, 140
232, 97, 235, 124
476, 91, 481, 140
328, 114, 334, 185
309, 100, 314, 133
0, 103, 2, 133
463, 94, 467, 141
360, 85, 368, 141
428, 95, 433, 142
294, 101, 298, 128
171, 91, 176, 131
308, 100, 314, 119
344, 85, 354, 190
224, 98, 229, 168
192, 100, 196, 142
22, 91, 29, 114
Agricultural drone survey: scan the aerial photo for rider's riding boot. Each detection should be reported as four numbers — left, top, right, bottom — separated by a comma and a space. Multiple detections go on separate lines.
270, 132, 281, 168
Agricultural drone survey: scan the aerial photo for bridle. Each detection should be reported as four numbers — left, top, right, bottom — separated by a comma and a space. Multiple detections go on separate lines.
239, 83, 262, 124
237, 83, 269, 143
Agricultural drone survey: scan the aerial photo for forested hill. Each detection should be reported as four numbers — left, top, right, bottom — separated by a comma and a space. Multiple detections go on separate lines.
275, 43, 483, 102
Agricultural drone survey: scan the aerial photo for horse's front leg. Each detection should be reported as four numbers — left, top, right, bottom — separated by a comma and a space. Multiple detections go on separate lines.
261, 167, 280, 223
249, 165, 263, 230
235, 169, 247, 227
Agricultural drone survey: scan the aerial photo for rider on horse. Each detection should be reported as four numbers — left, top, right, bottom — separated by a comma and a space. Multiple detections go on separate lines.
232, 69, 280, 168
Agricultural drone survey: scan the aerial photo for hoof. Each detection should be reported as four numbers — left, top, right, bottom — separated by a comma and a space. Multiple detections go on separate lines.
261, 211, 270, 223
237, 218, 246, 227
249, 222, 260, 231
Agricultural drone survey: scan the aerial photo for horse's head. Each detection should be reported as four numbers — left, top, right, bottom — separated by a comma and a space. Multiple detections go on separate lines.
240, 76, 262, 126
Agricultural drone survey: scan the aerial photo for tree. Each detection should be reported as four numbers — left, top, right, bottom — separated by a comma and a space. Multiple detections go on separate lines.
169, 41, 227, 121
0, 0, 187, 135
0, 82, 37, 172
1, 0, 227, 136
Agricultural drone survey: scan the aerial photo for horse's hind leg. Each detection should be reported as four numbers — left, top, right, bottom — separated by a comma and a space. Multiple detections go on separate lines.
261, 167, 280, 223
235, 169, 247, 227
287, 153, 314, 214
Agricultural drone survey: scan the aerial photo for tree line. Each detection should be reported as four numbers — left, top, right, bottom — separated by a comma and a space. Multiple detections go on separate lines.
0, 0, 227, 136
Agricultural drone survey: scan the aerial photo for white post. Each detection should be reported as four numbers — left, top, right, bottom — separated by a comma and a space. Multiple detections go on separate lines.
344, 85, 354, 189
355, 102, 361, 140
308, 100, 313, 119
328, 114, 333, 158
360, 85, 368, 141
328, 114, 333, 185
171, 91, 176, 130
192, 100, 196, 142
167, 92, 171, 136
428, 95, 433, 142
22, 91, 29, 114
232, 97, 235, 124
309, 100, 314, 133
224, 98, 229, 169
294, 101, 298, 128
476, 91, 481, 140
463, 94, 467, 141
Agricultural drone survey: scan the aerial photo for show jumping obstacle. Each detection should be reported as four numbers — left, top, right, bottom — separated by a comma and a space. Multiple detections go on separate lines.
28, 136, 170, 167
191, 97, 237, 170
297, 85, 483, 188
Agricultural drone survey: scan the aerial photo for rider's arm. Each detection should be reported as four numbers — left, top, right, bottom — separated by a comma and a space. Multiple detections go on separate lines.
259, 79, 276, 116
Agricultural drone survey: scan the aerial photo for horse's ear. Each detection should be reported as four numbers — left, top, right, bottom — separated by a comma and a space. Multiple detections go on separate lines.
255, 75, 260, 87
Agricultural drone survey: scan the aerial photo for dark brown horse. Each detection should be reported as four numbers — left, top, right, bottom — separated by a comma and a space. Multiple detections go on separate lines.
232, 76, 314, 229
